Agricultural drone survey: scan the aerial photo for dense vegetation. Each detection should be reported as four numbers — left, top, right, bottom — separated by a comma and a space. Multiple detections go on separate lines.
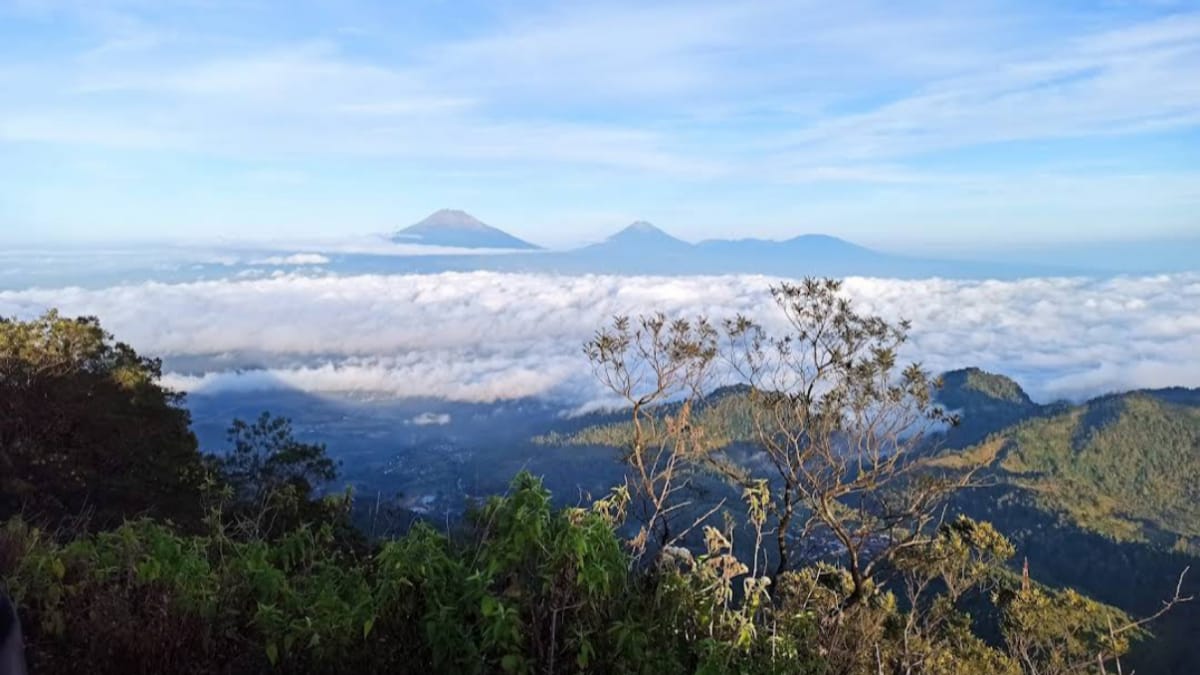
934, 368, 1048, 449
2, 472, 1152, 675
943, 385, 1200, 672
556, 363, 1200, 554
559, 366, 1200, 670
987, 394, 1200, 550
1, 288, 1193, 674
534, 386, 757, 453
0, 311, 206, 528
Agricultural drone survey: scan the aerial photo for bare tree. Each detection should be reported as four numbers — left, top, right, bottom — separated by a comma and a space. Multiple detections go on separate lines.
581, 280, 1189, 672
585, 314, 719, 556
723, 278, 977, 594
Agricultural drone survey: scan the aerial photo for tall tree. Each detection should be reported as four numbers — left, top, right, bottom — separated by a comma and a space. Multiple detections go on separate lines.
0, 311, 205, 528
215, 412, 342, 539
586, 314, 718, 556
724, 278, 974, 591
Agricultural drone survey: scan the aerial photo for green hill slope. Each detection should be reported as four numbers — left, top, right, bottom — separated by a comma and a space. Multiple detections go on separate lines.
936, 368, 1048, 448
971, 392, 1200, 550
546, 370, 1200, 552
938, 386, 1200, 673
539, 374, 1200, 670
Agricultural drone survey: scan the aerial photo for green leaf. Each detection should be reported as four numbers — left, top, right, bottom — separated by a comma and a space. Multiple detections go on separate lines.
501, 653, 521, 672
363, 617, 375, 639
481, 595, 499, 617
265, 642, 279, 666
577, 638, 593, 668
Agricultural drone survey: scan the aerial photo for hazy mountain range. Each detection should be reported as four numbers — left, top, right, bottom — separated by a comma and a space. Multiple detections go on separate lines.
377, 210, 1077, 279
3, 210, 1194, 292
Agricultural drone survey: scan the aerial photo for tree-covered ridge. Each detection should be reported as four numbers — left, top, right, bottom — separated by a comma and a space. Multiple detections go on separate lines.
935, 368, 1050, 449
974, 392, 1200, 550
941, 368, 1034, 406
0, 311, 206, 528
538, 366, 1045, 454
542, 362, 1200, 669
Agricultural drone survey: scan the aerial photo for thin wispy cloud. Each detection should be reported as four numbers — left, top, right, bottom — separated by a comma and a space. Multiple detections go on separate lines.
1, 1, 1196, 244
781, 12, 1200, 161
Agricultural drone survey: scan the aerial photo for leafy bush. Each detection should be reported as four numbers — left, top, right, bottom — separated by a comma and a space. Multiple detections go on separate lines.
3, 473, 1164, 675
0, 474, 790, 673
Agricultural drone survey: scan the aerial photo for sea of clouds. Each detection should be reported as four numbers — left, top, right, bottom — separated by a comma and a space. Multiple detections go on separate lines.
1, 271, 1197, 405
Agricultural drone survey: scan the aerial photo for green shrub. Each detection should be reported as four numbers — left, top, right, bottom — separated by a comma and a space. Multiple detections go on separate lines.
0, 473, 1165, 675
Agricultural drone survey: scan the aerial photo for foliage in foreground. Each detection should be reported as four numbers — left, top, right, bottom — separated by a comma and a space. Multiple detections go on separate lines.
0, 473, 1165, 675
0, 311, 205, 528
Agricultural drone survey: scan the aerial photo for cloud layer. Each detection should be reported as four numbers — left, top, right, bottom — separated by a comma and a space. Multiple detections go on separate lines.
1, 271, 1197, 404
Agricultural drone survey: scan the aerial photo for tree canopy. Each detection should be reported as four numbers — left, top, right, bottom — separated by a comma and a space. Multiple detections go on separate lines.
0, 311, 205, 528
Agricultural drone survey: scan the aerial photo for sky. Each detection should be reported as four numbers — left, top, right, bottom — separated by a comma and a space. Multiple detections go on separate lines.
1, 0, 1199, 250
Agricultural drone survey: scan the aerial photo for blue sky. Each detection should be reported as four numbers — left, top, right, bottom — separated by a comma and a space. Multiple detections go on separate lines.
1, 0, 1198, 250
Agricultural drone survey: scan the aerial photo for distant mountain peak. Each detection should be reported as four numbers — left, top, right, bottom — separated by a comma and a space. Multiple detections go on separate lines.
941, 367, 1034, 406
391, 210, 539, 250
935, 367, 1039, 449
414, 209, 492, 232
787, 233, 847, 243
604, 221, 689, 245
781, 233, 874, 252
625, 220, 660, 233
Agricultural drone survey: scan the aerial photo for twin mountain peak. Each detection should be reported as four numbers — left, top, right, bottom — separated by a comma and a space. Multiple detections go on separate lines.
390, 209, 862, 254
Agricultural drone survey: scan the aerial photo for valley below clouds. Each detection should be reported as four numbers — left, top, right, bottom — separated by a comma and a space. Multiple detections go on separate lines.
2, 270, 1198, 405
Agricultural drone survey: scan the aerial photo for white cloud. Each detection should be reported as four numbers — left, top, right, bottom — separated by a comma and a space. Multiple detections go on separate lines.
251, 253, 330, 266
408, 412, 451, 426
1, 271, 1198, 404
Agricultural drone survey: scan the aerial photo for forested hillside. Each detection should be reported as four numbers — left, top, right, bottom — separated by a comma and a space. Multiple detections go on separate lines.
945, 391, 1200, 550
929, 376, 1200, 672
